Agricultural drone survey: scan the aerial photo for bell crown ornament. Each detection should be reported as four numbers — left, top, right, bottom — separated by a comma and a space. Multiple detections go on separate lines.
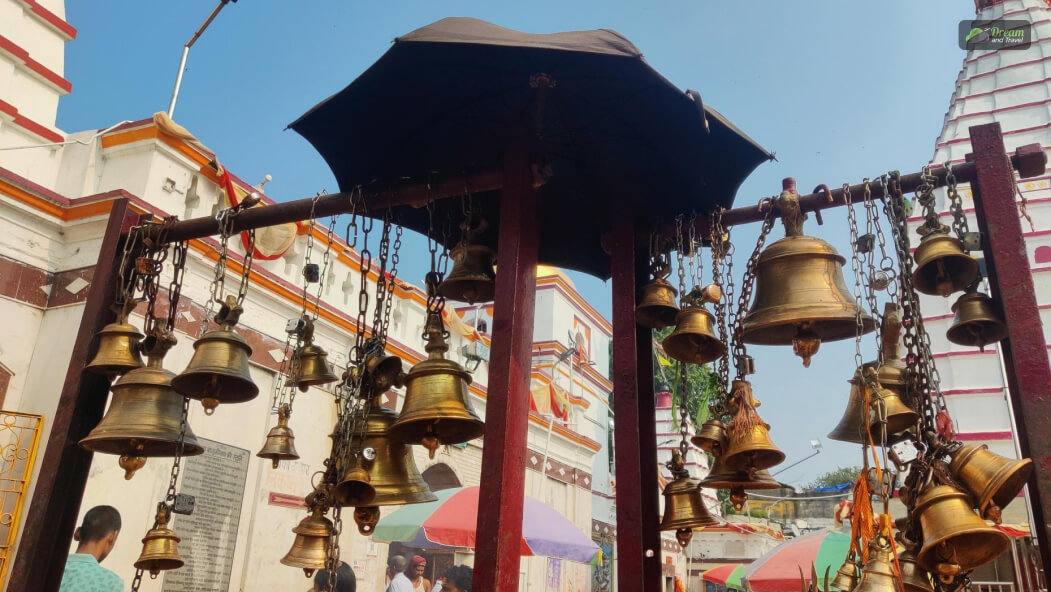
134, 503, 184, 577
912, 227, 979, 297
946, 290, 1007, 351
389, 312, 484, 458
80, 332, 204, 479
663, 284, 726, 365
914, 484, 1010, 580
256, 404, 300, 469
172, 295, 258, 414
659, 450, 719, 547
741, 178, 875, 366
949, 443, 1033, 524
636, 261, 680, 330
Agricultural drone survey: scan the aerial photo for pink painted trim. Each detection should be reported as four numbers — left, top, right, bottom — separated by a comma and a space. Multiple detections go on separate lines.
945, 99, 1051, 126
0, 34, 71, 93
0, 98, 63, 143
956, 77, 1051, 102
924, 313, 956, 322
16, 0, 77, 40
939, 122, 1051, 147
932, 350, 996, 359
906, 195, 1051, 224
942, 387, 1004, 395
965, 50, 1051, 75
956, 431, 1013, 441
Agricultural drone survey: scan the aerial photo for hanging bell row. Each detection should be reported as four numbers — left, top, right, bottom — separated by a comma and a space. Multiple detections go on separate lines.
663, 284, 725, 365
172, 296, 258, 414
134, 503, 184, 578
741, 178, 875, 367
80, 333, 203, 480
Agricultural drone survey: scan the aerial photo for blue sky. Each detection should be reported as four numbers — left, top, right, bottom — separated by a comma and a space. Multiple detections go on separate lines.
58, 0, 978, 485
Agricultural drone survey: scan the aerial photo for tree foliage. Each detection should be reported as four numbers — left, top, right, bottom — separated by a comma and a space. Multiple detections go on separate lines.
652, 327, 719, 429
805, 465, 863, 490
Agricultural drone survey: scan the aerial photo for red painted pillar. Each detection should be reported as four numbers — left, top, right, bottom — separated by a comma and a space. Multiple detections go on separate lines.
610, 214, 661, 592
473, 139, 538, 592
10, 199, 140, 591
968, 122, 1051, 573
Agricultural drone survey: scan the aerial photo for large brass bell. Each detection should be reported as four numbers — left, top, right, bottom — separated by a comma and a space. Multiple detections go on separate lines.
914, 484, 1009, 580
699, 446, 780, 512
663, 285, 725, 364
949, 443, 1033, 523
691, 419, 727, 453
898, 548, 934, 592
741, 178, 875, 366
134, 503, 184, 577
287, 318, 339, 392
636, 262, 679, 330
862, 366, 919, 437
172, 295, 258, 414
852, 535, 900, 592
80, 335, 204, 479
438, 241, 496, 304
829, 557, 859, 592
332, 456, 377, 507
281, 505, 333, 577
912, 229, 979, 297
389, 312, 484, 458
722, 380, 784, 472
85, 311, 144, 378
660, 450, 719, 547
256, 404, 300, 469
946, 291, 1007, 350
351, 406, 437, 506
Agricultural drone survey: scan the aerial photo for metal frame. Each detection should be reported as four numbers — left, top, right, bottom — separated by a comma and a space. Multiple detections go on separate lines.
13, 123, 1050, 592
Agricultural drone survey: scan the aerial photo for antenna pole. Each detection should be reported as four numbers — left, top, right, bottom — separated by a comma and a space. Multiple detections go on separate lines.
167, 0, 235, 118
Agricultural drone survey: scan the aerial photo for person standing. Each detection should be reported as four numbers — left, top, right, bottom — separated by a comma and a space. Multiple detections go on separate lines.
59, 505, 123, 592
440, 565, 473, 592
387, 555, 413, 592
407, 555, 431, 592
311, 561, 355, 592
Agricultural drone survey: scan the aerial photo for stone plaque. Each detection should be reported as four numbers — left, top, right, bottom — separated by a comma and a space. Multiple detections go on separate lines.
162, 438, 250, 592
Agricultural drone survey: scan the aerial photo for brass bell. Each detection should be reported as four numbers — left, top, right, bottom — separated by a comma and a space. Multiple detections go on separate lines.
354, 505, 381, 535
172, 296, 258, 414
351, 406, 437, 506
281, 505, 333, 577
85, 317, 144, 378
722, 380, 784, 472
691, 419, 727, 453
660, 451, 719, 547
389, 312, 484, 458
741, 178, 875, 366
949, 444, 1033, 523
898, 548, 933, 592
698, 447, 780, 512
362, 352, 405, 396
852, 535, 900, 592
636, 262, 679, 329
438, 242, 496, 304
134, 503, 184, 577
333, 457, 377, 507
829, 557, 859, 592
912, 229, 979, 297
863, 366, 919, 437
946, 291, 1007, 350
914, 484, 1009, 580
256, 404, 300, 469
663, 285, 725, 365
288, 344, 339, 392
80, 338, 204, 479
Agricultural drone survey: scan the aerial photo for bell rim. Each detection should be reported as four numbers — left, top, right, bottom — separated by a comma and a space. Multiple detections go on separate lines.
741, 312, 876, 345
79, 435, 205, 457
171, 373, 260, 401
387, 416, 485, 445
698, 474, 782, 490
371, 489, 441, 506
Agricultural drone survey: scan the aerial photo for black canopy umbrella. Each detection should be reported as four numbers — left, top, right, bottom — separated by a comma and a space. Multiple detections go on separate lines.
291, 17, 771, 279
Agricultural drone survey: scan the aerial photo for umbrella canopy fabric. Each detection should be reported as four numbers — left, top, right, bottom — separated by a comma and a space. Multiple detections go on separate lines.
372, 486, 599, 563
291, 17, 771, 279
703, 564, 746, 590
742, 529, 851, 592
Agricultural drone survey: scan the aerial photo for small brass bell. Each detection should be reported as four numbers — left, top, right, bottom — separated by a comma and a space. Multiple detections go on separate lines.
281, 505, 333, 577
946, 291, 1007, 350
172, 295, 258, 414
362, 351, 405, 396
722, 380, 785, 473
660, 451, 719, 547
80, 334, 204, 479
898, 548, 934, 592
354, 505, 381, 535
698, 446, 780, 512
438, 241, 497, 304
663, 285, 725, 365
85, 311, 144, 378
256, 404, 300, 469
389, 312, 484, 458
741, 178, 875, 366
852, 535, 900, 592
352, 406, 437, 506
829, 557, 859, 592
134, 503, 184, 577
914, 484, 1009, 580
286, 316, 338, 392
691, 419, 727, 453
863, 366, 919, 437
636, 263, 679, 330
949, 443, 1033, 523
333, 455, 377, 507
912, 229, 979, 297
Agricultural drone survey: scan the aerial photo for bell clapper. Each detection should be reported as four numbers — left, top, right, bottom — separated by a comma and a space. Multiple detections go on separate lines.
675, 528, 692, 547
119, 454, 147, 480
791, 322, 820, 368
353, 505, 381, 535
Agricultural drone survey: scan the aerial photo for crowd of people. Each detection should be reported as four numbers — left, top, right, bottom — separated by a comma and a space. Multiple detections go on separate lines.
385, 554, 473, 592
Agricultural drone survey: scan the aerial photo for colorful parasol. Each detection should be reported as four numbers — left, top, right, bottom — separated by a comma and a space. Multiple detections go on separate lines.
372, 486, 599, 563
742, 529, 852, 592
703, 564, 746, 590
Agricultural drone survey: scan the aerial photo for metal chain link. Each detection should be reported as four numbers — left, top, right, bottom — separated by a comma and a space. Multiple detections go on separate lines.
709, 209, 732, 419
944, 163, 971, 240
844, 184, 866, 373
678, 362, 690, 459
732, 202, 774, 378
674, 215, 687, 297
